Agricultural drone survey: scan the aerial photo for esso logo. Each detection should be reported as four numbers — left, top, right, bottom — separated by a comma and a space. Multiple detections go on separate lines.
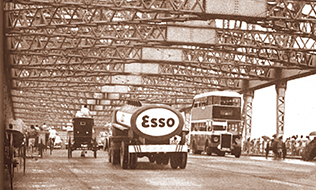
135, 108, 180, 137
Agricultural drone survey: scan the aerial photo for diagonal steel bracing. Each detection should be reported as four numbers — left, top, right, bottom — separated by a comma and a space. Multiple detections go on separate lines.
3, 0, 316, 128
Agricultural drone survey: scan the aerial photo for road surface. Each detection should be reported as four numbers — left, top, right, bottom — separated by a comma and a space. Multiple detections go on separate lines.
9, 149, 316, 190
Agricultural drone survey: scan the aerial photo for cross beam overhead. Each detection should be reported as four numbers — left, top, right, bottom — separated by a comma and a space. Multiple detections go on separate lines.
2, 0, 316, 133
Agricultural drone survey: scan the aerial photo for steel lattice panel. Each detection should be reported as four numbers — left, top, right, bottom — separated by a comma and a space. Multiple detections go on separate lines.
3, 0, 316, 127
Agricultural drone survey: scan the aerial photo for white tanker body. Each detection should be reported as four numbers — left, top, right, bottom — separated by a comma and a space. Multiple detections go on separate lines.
108, 102, 188, 169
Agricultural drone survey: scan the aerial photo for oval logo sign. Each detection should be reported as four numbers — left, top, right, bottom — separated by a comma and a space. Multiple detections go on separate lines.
135, 108, 180, 137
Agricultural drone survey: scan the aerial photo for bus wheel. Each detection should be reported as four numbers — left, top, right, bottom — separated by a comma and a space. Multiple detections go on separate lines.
234, 147, 241, 158
206, 146, 212, 155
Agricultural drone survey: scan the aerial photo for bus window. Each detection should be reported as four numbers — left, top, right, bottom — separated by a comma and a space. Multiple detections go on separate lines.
233, 97, 241, 106
191, 122, 207, 131
221, 97, 234, 105
199, 122, 206, 131
191, 123, 196, 131
193, 100, 199, 108
207, 96, 213, 105
213, 96, 220, 105
199, 97, 207, 107
228, 122, 240, 132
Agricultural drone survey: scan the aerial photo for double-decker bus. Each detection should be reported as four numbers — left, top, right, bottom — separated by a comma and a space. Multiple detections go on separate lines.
190, 91, 243, 157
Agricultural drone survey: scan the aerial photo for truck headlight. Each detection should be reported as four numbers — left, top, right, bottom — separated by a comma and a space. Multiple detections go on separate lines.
213, 136, 219, 143
235, 138, 241, 144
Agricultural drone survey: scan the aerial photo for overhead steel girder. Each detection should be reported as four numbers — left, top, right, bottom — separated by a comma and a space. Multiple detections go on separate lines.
10, 91, 194, 106
5, 0, 316, 35
7, 47, 281, 81
8, 53, 265, 80
11, 80, 212, 95
9, 63, 249, 81
11, 88, 194, 99
7, 30, 316, 69
6, 22, 316, 66
9, 63, 243, 89
245, 68, 316, 92
10, 74, 241, 90
9, 42, 316, 77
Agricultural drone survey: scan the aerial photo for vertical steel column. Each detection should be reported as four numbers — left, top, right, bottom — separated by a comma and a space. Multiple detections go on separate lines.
0, 0, 5, 187
242, 91, 254, 141
275, 80, 287, 137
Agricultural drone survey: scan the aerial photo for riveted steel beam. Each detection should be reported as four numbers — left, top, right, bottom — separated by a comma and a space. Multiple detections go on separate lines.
241, 80, 254, 141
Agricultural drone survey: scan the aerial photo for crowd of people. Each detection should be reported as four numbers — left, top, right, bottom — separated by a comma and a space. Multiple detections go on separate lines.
243, 134, 314, 157
25, 123, 59, 153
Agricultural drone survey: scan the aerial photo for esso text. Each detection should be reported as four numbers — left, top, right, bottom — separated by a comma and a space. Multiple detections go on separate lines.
141, 115, 175, 128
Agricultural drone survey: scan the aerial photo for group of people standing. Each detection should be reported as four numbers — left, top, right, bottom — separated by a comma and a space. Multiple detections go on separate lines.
25, 123, 57, 152
243, 134, 314, 159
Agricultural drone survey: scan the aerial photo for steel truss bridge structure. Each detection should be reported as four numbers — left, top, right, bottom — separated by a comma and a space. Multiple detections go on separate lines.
2, 0, 316, 138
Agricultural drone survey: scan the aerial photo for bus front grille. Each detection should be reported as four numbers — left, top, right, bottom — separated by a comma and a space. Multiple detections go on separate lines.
221, 134, 232, 149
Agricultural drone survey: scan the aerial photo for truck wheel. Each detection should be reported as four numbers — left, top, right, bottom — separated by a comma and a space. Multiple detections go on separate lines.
148, 155, 155, 163
162, 157, 169, 165
120, 141, 128, 169
112, 150, 120, 165
179, 153, 187, 169
155, 154, 163, 165
129, 153, 137, 169
170, 154, 179, 169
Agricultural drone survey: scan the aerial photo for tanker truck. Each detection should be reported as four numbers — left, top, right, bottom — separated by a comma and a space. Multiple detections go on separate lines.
107, 101, 188, 169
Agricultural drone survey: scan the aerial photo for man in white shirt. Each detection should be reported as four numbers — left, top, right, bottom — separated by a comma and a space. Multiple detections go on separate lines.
80, 105, 90, 118
42, 123, 47, 130
49, 127, 57, 144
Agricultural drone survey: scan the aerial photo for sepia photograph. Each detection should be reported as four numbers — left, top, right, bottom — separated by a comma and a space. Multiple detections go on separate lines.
1, 0, 316, 189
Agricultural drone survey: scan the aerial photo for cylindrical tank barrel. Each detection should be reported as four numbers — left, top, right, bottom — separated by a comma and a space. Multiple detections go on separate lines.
112, 104, 184, 141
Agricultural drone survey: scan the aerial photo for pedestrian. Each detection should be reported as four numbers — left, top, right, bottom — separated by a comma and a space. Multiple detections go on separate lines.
75, 105, 91, 118
245, 138, 251, 155
80, 105, 91, 117
278, 136, 286, 159
49, 126, 57, 145
42, 123, 47, 130
265, 139, 271, 159
30, 125, 39, 152
306, 136, 311, 145
271, 134, 280, 159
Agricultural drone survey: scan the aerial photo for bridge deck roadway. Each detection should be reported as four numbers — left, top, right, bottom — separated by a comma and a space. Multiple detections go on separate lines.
6, 149, 316, 190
